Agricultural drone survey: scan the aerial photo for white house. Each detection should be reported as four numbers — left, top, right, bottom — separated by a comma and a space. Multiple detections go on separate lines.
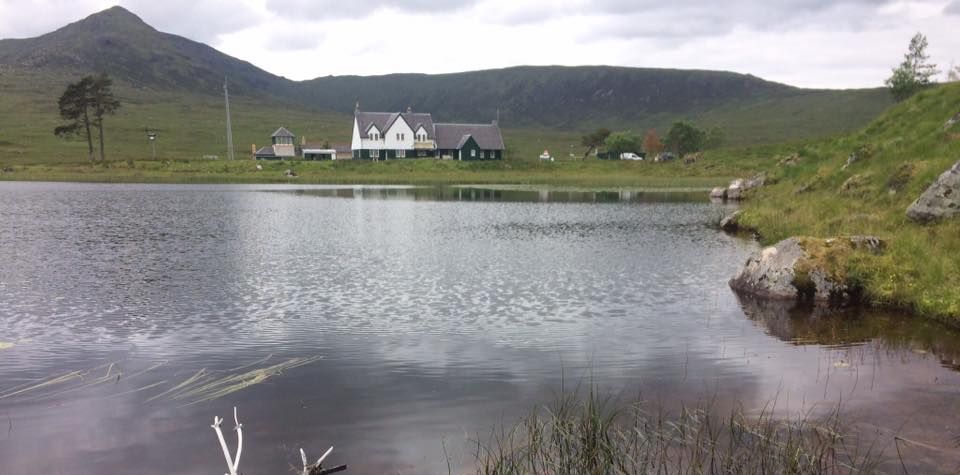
351, 106, 503, 160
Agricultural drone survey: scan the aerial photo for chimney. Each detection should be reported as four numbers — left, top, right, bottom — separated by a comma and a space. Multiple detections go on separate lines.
407, 106, 412, 113
251, 144, 256, 157
301, 136, 305, 146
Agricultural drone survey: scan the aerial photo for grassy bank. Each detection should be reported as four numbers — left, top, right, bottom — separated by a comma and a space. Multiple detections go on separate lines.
0, 158, 742, 188
476, 389, 884, 474
732, 82, 960, 324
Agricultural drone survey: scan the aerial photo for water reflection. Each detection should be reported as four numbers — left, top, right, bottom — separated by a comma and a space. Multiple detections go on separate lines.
283, 186, 710, 203
737, 293, 960, 371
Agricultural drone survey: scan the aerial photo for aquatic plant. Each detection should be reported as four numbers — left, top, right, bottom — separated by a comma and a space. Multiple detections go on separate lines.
474, 389, 884, 475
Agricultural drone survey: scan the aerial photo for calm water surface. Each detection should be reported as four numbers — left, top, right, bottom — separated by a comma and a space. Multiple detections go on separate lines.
1, 182, 960, 474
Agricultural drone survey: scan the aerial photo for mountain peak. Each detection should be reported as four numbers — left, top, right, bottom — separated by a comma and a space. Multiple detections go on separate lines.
68, 5, 155, 34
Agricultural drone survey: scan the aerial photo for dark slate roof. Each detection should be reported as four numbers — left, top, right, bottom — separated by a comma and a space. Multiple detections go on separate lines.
356, 112, 392, 135
271, 127, 295, 138
332, 142, 352, 153
356, 111, 435, 139
255, 145, 277, 156
435, 123, 505, 150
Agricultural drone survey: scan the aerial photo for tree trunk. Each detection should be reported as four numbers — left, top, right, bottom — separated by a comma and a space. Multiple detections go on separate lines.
97, 120, 105, 162
82, 109, 94, 162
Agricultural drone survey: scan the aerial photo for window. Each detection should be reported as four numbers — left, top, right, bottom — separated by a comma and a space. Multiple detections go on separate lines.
471, 149, 476, 158
397, 150, 406, 158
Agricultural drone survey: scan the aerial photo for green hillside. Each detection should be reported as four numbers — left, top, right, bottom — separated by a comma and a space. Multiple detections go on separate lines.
0, 6, 896, 165
734, 82, 960, 322
301, 67, 891, 140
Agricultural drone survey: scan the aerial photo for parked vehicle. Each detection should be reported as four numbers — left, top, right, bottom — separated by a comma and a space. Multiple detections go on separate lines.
655, 152, 676, 162
539, 149, 554, 161
620, 152, 644, 161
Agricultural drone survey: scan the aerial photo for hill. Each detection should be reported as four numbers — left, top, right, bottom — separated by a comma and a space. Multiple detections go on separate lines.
0, 6, 290, 96
300, 67, 890, 136
732, 82, 960, 322
0, 6, 896, 164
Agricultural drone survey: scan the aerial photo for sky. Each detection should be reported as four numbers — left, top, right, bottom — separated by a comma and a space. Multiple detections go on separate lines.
1, 0, 959, 88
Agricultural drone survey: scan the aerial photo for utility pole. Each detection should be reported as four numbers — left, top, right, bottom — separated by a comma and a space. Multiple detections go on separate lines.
224, 77, 235, 160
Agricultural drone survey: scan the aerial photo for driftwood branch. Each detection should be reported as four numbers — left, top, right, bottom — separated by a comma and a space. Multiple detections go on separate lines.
209, 406, 345, 475
301, 445, 347, 475
211, 407, 243, 475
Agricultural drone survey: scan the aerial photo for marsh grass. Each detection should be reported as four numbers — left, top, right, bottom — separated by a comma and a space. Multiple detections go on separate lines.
474, 389, 885, 475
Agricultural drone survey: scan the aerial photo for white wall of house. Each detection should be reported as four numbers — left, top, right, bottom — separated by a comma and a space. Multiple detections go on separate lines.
384, 117, 414, 150
351, 117, 363, 150
352, 119, 386, 150
415, 126, 429, 142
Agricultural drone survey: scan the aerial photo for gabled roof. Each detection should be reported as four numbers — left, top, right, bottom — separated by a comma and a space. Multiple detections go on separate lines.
435, 123, 505, 150
456, 134, 475, 149
356, 111, 435, 139
271, 127, 295, 138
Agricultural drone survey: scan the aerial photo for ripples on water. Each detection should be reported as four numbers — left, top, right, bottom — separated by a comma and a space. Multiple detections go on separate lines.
1, 183, 960, 474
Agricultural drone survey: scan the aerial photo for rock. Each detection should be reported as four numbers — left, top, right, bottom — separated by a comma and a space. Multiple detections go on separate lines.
730, 237, 805, 300
719, 210, 742, 232
744, 173, 766, 190
945, 111, 960, 131
726, 179, 744, 200
842, 144, 875, 170
778, 153, 801, 167
256, 164, 263, 170
906, 160, 960, 223
725, 173, 765, 201
683, 152, 703, 165
729, 236, 884, 302
0, 166, 13, 174
710, 187, 727, 200
839, 173, 871, 196
284, 169, 298, 178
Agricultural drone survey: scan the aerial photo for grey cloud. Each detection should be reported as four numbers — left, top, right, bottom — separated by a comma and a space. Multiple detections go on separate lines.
265, 0, 477, 19
946, 0, 960, 15
119, 0, 260, 42
574, 0, 896, 44
505, 0, 895, 32
267, 28, 326, 51
0, 0, 106, 39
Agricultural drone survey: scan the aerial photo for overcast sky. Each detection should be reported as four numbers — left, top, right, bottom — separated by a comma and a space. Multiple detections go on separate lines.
1, 0, 958, 88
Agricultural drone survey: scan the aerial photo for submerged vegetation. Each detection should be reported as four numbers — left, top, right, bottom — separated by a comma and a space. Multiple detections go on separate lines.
0, 355, 320, 405
475, 389, 885, 475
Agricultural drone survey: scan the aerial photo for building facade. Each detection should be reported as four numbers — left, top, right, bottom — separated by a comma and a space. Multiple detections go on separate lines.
254, 127, 297, 160
351, 108, 504, 160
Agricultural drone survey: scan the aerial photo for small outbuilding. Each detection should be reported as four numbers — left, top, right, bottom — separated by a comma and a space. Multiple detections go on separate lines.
254, 127, 297, 160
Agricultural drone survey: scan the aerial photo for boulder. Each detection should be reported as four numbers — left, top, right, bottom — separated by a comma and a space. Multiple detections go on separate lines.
726, 179, 744, 200
729, 236, 884, 302
842, 144, 875, 171
906, 160, 960, 223
743, 173, 766, 190
725, 173, 765, 201
778, 153, 801, 167
719, 210, 742, 232
945, 111, 960, 131
710, 187, 727, 200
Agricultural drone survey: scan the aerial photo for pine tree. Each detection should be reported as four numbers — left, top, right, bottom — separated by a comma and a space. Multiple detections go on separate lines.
53, 74, 121, 161
54, 77, 96, 161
